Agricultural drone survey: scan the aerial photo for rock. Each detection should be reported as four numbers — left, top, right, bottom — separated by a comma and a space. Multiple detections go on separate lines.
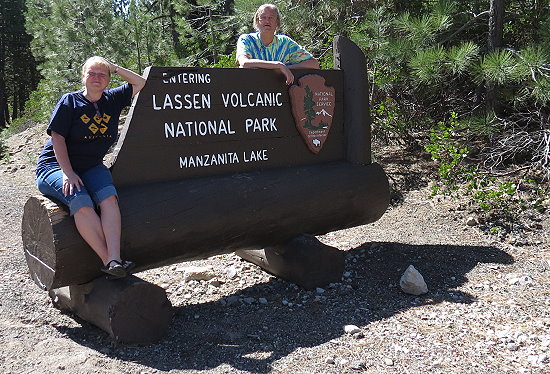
344, 325, 361, 334
243, 297, 256, 304
209, 279, 221, 287
400, 265, 428, 295
466, 216, 478, 226
182, 265, 216, 281
350, 360, 366, 370
506, 273, 533, 285
225, 266, 238, 279
225, 296, 239, 305
324, 356, 335, 364
384, 358, 394, 366
258, 297, 268, 304
316, 287, 325, 294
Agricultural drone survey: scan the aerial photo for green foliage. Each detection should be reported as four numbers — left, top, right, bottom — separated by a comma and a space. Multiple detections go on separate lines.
25, 0, 130, 121
475, 49, 517, 85
467, 176, 549, 231
447, 42, 479, 75
424, 112, 472, 191
209, 52, 236, 68
0, 0, 38, 128
426, 113, 549, 230
371, 96, 408, 143
0, 137, 8, 162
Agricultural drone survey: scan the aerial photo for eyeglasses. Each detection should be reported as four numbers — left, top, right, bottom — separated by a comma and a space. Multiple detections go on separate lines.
92, 102, 101, 117
87, 72, 108, 79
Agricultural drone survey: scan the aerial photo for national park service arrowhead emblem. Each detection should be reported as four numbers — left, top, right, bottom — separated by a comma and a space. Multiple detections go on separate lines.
289, 75, 335, 154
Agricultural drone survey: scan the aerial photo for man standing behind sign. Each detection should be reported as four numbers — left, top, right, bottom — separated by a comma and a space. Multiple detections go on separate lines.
236, 3, 320, 85
35, 56, 146, 279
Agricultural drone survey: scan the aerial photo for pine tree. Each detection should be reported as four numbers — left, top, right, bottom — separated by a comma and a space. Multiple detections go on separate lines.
0, 0, 38, 129
25, 0, 130, 120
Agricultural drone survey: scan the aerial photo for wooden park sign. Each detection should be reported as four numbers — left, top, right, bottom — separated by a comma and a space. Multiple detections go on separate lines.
108, 66, 345, 186
21, 36, 390, 344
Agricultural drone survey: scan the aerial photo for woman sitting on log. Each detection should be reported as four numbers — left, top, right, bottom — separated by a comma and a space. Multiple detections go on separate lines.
35, 56, 146, 279
236, 3, 320, 85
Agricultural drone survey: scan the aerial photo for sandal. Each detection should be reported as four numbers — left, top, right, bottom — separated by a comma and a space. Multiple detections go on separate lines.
100, 260, 127, 279
121, 260, 135, 273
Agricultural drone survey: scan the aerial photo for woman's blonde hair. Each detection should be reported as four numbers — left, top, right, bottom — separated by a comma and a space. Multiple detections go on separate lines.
253, 3, 281, 31
81, 56, 111, 84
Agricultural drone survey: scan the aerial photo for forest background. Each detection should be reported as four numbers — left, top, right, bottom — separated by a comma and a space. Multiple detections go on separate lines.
0, 0, 548, 232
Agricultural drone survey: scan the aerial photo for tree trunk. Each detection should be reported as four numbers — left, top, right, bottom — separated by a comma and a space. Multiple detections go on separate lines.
488, 0, 505, 51
0, 39, 6, 129
487, 0, 505, 116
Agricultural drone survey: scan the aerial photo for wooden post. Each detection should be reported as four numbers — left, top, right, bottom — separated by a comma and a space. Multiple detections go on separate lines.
333, 35, 372, 165
236, 234, 344, 290
49, 275, 173, 344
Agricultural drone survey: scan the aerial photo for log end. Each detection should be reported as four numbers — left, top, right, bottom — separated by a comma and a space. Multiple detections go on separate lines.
237, 233, 344, 290
22, 196, 62, 290
22, 195, 102, 290
50, 275, 173, 345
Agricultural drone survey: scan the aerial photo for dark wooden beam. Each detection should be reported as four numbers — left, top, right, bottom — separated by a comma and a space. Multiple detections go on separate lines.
23, 162, 389, 290
333, 35, 372, 165
49, 275, 173, 344
236, 234, 344, 290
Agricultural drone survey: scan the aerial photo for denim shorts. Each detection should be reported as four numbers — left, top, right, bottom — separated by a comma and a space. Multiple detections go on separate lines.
36, 164, 118, 216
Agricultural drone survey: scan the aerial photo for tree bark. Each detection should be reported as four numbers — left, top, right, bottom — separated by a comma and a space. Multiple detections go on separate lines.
487, 0, 505, 116
488, 0, 505, 51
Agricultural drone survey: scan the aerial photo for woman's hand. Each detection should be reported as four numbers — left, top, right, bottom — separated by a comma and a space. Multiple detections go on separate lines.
106, 59, 146, 97
62, 170, 84, 196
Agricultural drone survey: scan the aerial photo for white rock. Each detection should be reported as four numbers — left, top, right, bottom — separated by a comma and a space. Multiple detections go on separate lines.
466, 216, 478, 226
400, 265, 428, 295
350, 360, 366, 370
182, 265, 216, 281
225, 266, 238, 279
344, 325, 361, 334
507, 273, 533, 285
384, 358, 394, 366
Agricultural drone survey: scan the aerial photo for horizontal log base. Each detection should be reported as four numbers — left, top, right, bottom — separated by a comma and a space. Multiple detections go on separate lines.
236, 234, 344, 290
49, 275, 173, 345
22, 162, 389, 290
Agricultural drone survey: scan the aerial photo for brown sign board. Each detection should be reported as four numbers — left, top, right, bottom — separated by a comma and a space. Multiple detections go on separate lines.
109, 67, 344, 186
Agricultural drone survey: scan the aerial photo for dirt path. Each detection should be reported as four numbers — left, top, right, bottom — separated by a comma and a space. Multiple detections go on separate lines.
0, 126, 548, 373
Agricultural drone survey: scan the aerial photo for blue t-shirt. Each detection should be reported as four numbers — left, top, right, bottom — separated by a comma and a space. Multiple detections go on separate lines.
236, 33, 313, 65
37, 83, 133, 174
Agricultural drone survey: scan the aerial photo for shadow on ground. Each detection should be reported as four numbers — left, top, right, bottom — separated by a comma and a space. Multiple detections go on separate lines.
55, 242, 513, 373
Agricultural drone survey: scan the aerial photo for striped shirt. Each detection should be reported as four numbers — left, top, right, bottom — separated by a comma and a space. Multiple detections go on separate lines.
236, 32, 313, 66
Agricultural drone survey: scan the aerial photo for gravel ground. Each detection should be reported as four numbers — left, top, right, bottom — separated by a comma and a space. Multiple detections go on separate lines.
0, 125, 548, 374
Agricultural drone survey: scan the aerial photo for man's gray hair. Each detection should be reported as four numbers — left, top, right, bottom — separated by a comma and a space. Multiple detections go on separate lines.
253, 3, 281, 31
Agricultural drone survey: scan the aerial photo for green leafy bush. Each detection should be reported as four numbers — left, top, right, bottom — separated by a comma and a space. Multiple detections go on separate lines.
424, 112, 472, 192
